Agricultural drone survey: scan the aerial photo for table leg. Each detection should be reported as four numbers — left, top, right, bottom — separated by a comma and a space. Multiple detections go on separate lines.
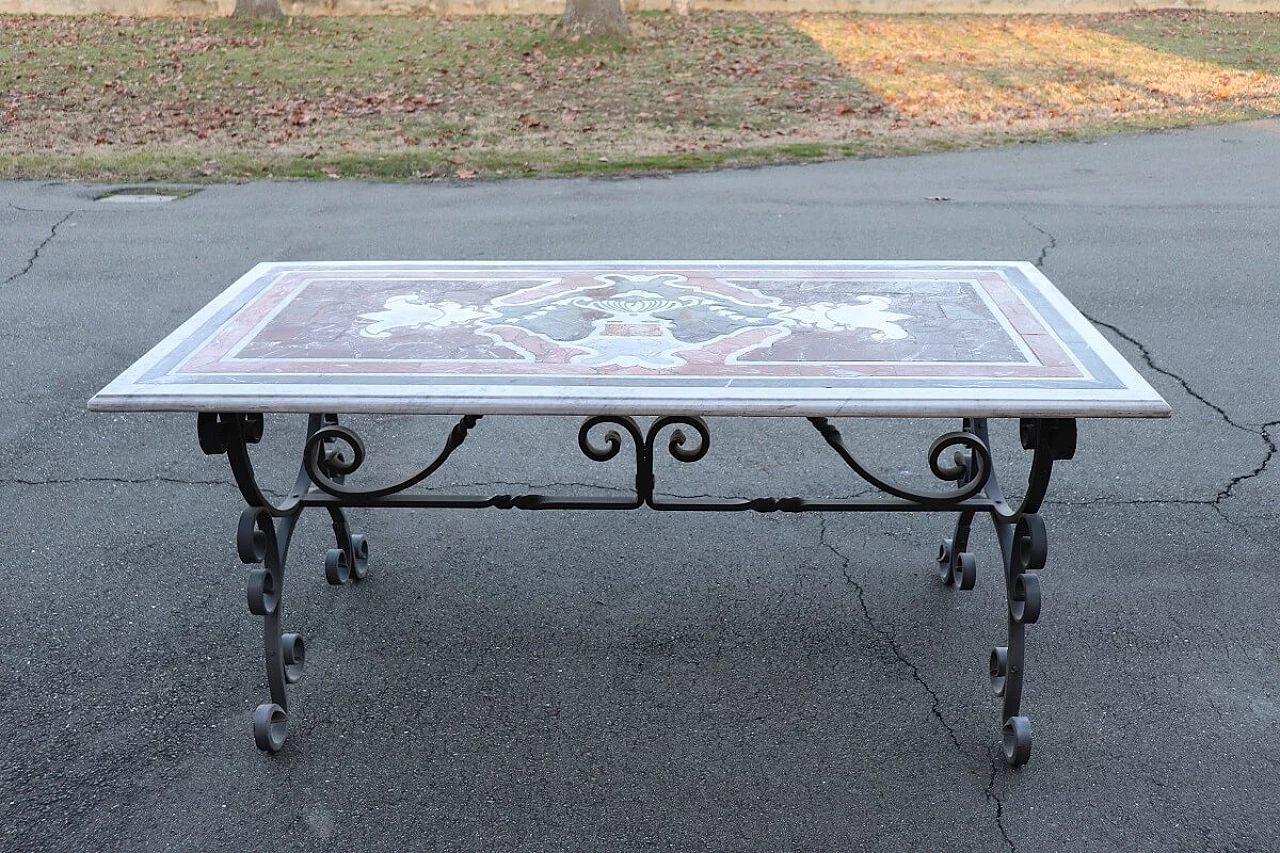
199, 412, 370, 751
943, 417, 1073, 767
237, 507, 306, 751
988, 511, 1047, 765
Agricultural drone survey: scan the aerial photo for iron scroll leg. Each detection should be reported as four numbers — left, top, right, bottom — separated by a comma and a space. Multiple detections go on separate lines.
199, 412, 372, 751
239, 507, 307, 751
983, 418, 1074, 766
933, 417, 1073, 766
989, 512, 1048, 766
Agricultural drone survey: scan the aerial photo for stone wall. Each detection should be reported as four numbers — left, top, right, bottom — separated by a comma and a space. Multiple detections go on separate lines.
2, 0, 1277, 15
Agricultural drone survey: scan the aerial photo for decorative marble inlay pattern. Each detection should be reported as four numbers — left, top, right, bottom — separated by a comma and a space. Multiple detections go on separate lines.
189, 267, 1065, 379
336, 272, 919, 370
358, 298, 488, 339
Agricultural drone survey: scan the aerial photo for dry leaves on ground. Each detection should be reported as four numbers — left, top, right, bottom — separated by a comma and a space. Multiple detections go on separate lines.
1, 11, 1278, 179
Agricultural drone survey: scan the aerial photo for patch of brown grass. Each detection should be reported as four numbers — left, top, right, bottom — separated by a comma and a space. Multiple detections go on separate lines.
798, 15, 1280, 133
1, 11, 1278, 181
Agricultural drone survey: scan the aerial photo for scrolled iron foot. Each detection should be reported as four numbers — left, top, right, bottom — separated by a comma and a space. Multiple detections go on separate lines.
253, 703, 289, 752
937, 538, 977, 590
1002, 715, 1032, 766
326, 508, 370, 585
324, 548, 351, 585
325, 536, 370, 585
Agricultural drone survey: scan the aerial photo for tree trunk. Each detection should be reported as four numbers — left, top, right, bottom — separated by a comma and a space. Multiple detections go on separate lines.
560, 0, 629, 39
233, 0, 283, 16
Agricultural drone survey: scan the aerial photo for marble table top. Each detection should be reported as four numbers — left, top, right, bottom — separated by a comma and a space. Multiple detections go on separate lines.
89, 261, 1170, 418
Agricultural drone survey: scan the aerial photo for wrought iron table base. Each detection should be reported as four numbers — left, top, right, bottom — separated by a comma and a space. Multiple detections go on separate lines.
197, 411, 1076, 765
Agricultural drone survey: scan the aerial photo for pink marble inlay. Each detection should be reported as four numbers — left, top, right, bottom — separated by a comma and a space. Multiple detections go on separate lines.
176, 267, 1084, 380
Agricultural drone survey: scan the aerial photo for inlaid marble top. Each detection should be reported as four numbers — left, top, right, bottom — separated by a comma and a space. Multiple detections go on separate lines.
89, 261, 1170, 418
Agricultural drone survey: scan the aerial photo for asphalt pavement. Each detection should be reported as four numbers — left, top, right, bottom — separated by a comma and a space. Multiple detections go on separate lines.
1, 120, 1278, 853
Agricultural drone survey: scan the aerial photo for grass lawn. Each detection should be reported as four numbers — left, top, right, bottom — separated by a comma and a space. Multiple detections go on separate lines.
1, 10, 1278, 181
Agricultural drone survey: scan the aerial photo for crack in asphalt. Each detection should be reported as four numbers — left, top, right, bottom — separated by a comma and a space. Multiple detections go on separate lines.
2, 475, 228, 488
1048, 497, 1213, 507
986, 749, 1017, 853
0, 474, 874, 508
1024, 216, 1056, 270
5, 202, 82, 214
817, 516, 1015, 850
1079, 319, 1277, 525
1026, 219, 1277, 523
815, 516, 963, 751
3, 211, 73, 286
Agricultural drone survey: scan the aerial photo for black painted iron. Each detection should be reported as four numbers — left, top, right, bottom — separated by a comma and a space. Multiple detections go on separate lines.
198, 411, 1073, 765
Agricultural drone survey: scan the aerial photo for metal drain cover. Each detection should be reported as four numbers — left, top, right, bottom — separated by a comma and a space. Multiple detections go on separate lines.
97, 187, 199, 204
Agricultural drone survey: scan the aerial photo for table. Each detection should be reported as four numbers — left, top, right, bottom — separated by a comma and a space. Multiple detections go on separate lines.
89, 261, 1170, 765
